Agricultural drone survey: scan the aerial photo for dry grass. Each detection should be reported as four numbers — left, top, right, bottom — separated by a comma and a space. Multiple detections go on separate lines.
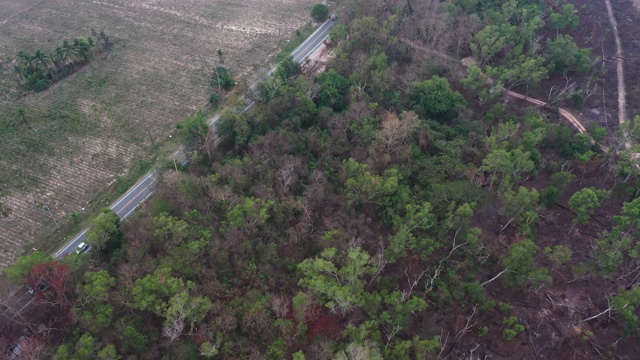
0, 0, 317, 269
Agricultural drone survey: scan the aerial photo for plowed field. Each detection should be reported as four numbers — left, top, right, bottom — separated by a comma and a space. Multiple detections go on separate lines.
0, 0, 317, 269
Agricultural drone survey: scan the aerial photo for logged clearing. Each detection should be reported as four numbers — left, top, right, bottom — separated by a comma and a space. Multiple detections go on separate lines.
0, 0, 317, 269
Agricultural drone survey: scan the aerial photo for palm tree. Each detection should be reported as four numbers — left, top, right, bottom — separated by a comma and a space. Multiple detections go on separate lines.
73, 37, 92, 62
0, 202, 12, 218
49, 53, 60, 74
32, 49, 51, 73
55, 46, 67, 67
16, 51, 36, 74
61, 40, 78, 69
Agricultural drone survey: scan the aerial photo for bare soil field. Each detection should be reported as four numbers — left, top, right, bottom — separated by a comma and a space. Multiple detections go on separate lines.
0, 0, 317, 269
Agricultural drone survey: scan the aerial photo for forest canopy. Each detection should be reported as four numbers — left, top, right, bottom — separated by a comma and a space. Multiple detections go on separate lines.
3, 0, 640, 359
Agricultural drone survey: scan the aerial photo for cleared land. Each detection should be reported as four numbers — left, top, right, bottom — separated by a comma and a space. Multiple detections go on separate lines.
0, 0, 317, 269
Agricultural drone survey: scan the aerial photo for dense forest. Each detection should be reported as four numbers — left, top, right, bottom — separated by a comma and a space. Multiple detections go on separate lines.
4, 0, 640, 358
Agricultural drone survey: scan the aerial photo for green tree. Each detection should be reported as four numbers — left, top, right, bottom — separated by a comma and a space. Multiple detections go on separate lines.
118, 325, 149, 352
540, 171, 576, 207
32, 49, 51, 72
409, 76, 466, 121
311, 3, 330, 22
480, 149, 535, 190
276, 55, 301, 81
73, 37, 94, 61
316, 69, 350, 111
470, 25, 507, 66
226, 197, 274, 232
161, 290, 213, 342
544, 245, 572, 266
86, 209, 123, 252
501, 239, 551, 289
211, 66, 235, 91
499, 186, 539, 232
546, 35, 593, 75
611, 287, 640, 335
132, 268, 186, 313
298, 247, 376, 316
568, 187, 610, 224
177, 112, 215, 161
97, 344, 122, 360
335, 341, 383, 360
208, 92, 221, 108
343, 158, 400, 206
75, 333, 96, 360
386, 201, 436, 262
78, 270, 115, 305
550, 4, 579, 34
3, 250, 52, 283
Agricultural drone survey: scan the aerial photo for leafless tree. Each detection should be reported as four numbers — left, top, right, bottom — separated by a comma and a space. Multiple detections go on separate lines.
270, 294, 290, 319
376, 111, 417, 158
452, 14, 481, 57
407, 0, 452, 51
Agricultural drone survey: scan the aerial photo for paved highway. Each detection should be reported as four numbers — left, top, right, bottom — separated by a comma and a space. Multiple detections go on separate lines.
51, 17, 336, 260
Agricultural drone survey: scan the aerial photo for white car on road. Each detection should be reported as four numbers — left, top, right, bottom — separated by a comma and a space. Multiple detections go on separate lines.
76, 242, 90, 254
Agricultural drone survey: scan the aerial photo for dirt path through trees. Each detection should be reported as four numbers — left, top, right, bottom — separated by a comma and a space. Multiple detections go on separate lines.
401, 38, 590, 135
604, 0, 629, 148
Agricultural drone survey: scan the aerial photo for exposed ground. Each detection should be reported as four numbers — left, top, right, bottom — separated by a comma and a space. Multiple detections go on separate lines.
0, 0, 317, 269
604, 0, 628, 147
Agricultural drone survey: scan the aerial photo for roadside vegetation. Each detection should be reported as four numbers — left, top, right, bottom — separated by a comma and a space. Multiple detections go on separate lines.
0, 0, 318, 270
4, 0, 640, 359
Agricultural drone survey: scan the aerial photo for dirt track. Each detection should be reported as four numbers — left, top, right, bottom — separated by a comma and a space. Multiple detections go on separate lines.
505, 91, 587, 133
400, 38, 591, 136
604, 0, 630, 148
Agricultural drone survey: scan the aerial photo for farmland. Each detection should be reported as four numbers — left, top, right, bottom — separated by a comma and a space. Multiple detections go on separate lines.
0, 0, 318, 269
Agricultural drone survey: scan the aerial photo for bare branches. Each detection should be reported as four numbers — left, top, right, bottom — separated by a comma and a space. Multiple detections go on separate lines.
580, 297, 612, 323
455, 305, 478, 341
481, 268, 510, 287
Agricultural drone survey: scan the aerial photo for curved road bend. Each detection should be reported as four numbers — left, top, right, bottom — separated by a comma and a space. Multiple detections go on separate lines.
51, 18, 336, 261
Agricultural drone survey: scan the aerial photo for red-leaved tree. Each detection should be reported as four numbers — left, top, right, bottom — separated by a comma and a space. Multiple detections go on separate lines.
25, 261, 72, 309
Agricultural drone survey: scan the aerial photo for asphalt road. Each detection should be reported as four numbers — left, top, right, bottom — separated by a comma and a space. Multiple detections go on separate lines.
51, 17, 336, 260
